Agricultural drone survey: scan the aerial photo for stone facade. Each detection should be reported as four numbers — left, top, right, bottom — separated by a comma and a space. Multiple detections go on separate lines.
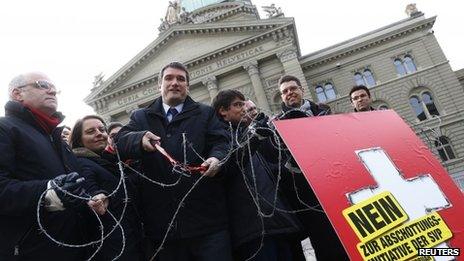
85, 1, 464, 190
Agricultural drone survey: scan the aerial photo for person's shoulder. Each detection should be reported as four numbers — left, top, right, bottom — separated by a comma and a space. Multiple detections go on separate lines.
0, 114, 24, 131
0, 116, 13, 134
133, 108, 148, 115
0, 116, 8, 125
76, 156, 107, 171
130, 107, 150, 121
190, 99, 213, 114
197, 102, 213, 111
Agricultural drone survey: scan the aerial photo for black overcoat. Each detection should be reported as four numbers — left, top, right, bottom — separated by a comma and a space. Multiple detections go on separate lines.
116, 96, 229, 242
0, 101, 85, 260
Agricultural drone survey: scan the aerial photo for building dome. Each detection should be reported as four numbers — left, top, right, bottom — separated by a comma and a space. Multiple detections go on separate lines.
181, 0, 251, 12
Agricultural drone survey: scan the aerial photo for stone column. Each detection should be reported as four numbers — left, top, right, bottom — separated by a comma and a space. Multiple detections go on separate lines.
277, 48, 309, 93
202, 76, 218, 103
243, 61, 271, 112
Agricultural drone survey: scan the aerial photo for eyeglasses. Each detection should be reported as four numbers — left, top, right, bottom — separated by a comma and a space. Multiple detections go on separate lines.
246, 106, 257, 113
17, 80, 57, 92
280, 85, 301, 95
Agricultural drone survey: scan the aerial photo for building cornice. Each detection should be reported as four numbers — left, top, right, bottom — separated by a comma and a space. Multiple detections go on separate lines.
300, 15, 436, 70
85, 18, 296, 105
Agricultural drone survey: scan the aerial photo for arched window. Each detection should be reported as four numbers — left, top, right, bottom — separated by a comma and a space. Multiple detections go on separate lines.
409, 91, 440, 121
434, 136, 456, 161
403, 55, 417, 73
394, 55, 417, 76
409, 96, 426, 121
324, 83, 336, 100
315, 83, 337, 102
394, 59, 406, 76
354, 69, 376, 87
315, 85, 326, 102
363, 69, 376, 87
354, 73, 364, 86
422, 92, 439, 116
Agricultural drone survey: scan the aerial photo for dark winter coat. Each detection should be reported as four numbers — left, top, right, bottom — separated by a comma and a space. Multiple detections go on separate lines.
273, 100, 349, 260
224, 129, 302, 248
0, 101, 85, 261
115, 96, 229, 242
74, 147, 143, 261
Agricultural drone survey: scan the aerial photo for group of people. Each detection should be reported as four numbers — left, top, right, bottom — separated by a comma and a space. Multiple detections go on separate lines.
0, 62, 375, 261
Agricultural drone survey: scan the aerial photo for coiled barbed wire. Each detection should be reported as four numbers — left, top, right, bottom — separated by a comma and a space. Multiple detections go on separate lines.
35, 110, 324, 260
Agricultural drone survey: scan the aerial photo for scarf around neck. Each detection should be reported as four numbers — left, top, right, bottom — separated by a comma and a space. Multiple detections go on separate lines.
25, 105, 62, 134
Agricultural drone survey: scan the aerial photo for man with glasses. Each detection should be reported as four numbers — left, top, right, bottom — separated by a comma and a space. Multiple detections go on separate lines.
0, 72, 90, 260
212, 90, 304, 261
271, 75, 348, 260
277, 75, 331, 118
243, 100, 258, 125
349, 85, 375, 112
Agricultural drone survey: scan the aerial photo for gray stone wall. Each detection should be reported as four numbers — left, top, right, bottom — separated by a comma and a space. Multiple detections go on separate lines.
301, 25, 464, 190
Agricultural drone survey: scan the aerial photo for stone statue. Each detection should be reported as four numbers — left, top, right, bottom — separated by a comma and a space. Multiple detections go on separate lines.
93, 73, 104, 88
165, 0, 181, 24
405, 3, 421, 17
179, 7, 192, 24
262, 4, 283, 18
158, 0, 192, 33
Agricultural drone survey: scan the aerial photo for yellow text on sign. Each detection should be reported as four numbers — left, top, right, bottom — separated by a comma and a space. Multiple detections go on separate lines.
357, 212, 452, 261
343, 191, 408, 242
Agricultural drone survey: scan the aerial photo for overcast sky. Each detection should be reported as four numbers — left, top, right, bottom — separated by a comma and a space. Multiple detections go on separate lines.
1, 0, 463, 126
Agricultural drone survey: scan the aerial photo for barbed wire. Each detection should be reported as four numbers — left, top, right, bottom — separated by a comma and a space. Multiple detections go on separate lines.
35, 109, 330, 260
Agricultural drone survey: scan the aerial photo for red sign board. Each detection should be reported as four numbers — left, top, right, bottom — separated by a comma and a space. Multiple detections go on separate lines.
274, 110, 464, 260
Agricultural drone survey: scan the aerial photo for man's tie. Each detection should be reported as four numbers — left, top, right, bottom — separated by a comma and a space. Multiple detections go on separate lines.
168, 107, 178, 122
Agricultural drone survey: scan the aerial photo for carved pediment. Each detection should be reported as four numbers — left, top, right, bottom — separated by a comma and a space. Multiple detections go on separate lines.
85, 18, 295, 104
120, 32, 258, 87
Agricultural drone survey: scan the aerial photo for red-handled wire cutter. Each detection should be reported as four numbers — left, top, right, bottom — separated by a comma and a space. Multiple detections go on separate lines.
150, 140, 208, 173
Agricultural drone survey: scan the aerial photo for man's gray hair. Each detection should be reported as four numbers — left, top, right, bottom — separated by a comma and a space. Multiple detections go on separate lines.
8, 74, 28, 100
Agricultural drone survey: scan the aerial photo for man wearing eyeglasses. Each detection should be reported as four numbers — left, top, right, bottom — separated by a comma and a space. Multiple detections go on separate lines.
0, 72, 90, 260
278, 75, 331, 119
349, 85, 375, 112
269, 75, 348, 260
243, 100, 258, 125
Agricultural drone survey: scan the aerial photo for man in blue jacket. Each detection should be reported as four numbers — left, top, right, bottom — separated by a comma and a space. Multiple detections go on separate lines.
0, 72, 94, 260
116, 62, 232, 261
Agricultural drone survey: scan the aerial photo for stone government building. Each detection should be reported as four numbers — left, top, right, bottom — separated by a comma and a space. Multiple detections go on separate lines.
85, 0, 464, 190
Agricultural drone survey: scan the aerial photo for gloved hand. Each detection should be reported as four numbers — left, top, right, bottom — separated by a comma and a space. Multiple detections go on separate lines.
279, 109, 309, 120
252, 112, 274, 138
316, 103, 332, 116
50, 172, 86, 209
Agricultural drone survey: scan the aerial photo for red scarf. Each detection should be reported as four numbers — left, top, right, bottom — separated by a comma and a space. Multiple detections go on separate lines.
26, 105, 61, 134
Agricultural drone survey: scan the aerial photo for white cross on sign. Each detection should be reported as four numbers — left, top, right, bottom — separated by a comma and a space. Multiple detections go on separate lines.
347, 148, 452, 260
